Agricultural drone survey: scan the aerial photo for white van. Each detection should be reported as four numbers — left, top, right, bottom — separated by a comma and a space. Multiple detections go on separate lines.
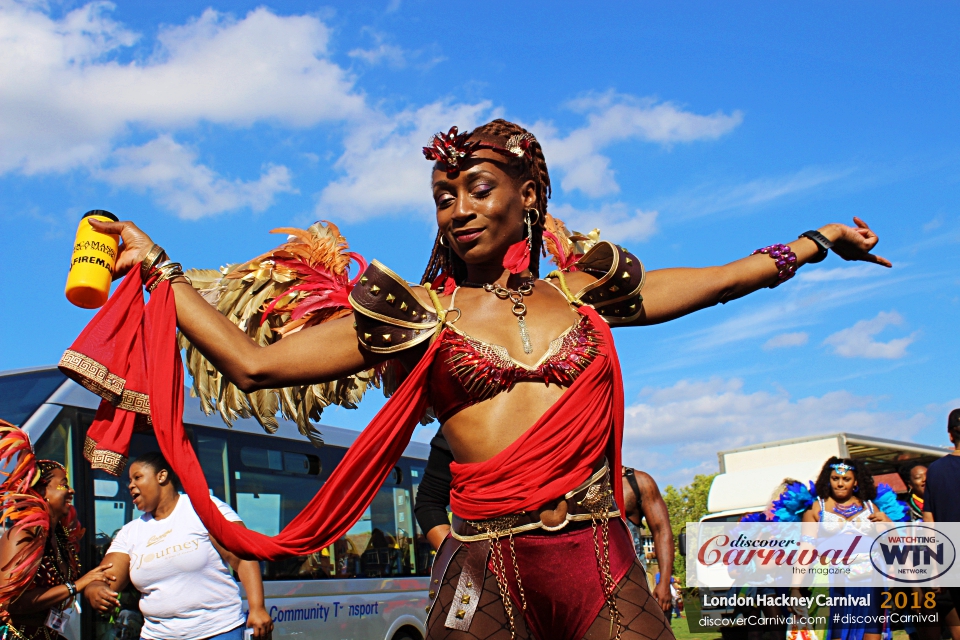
1, 365, 430, 640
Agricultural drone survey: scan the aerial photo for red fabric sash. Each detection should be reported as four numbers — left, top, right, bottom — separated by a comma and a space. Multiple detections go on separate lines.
59, 276, 624, 560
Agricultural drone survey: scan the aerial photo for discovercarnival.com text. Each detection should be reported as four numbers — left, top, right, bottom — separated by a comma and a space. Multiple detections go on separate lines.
699, 615, 827, 628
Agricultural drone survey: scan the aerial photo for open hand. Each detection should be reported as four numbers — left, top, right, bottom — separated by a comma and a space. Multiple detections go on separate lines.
77, 563, 115, 592
827, 217, 892, 268
88, 219, 156, 280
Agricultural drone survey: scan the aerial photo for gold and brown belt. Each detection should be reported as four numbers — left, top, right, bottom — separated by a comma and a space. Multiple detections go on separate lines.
427, 461, 624, 639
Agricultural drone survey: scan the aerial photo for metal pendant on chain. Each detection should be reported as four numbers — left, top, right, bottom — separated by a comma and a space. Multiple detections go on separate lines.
482, 281, 535, 354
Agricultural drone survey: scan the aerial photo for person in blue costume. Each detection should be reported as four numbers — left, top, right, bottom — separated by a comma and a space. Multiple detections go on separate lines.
773, 458, 908, 640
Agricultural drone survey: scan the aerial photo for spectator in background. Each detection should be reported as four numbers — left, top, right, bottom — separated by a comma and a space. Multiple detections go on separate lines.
921, 409, 960, 640
85, 452, 273, 640
898, 463, 927, 522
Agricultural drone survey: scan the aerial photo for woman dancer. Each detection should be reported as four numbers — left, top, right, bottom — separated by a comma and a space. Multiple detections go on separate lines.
796, 458, 892, 640
0, 420, 113, 639
90, 119, 890, 640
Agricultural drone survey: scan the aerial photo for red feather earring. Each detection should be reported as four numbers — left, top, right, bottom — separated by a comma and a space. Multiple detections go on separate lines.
503, 209, 538, 274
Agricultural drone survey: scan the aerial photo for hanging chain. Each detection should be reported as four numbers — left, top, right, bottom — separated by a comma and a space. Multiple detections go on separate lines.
482, 281, 535, 353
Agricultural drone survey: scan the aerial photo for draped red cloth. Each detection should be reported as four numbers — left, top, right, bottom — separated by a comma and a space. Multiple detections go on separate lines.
59, 275, 624, 560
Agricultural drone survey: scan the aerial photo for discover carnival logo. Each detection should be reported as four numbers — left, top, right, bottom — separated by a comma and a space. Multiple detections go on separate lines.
686, 522, 960, 588
870, 525, 956, 583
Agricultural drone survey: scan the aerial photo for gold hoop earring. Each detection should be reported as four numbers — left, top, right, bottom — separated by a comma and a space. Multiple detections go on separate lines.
525, 208, 540, 227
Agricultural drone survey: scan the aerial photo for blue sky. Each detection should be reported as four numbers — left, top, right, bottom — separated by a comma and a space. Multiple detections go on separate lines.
1, 1, 958, 487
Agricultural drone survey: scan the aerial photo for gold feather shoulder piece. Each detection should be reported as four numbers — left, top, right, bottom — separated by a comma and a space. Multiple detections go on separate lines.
178, 221, 378, 443
542, 212, 603, 271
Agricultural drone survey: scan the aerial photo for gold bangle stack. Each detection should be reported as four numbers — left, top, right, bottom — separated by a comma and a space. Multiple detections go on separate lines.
141, 245, 188, 292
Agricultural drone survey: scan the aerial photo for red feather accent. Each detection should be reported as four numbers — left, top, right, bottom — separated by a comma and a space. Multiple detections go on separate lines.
502, 239, 531, 275
0, 421, 38, 492
430, 272, 457, 296
542, 229, 580, 271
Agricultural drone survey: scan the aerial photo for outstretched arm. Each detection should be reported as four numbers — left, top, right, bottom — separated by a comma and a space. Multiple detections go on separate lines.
625, 219, 890, 326
90, 219, 388, 392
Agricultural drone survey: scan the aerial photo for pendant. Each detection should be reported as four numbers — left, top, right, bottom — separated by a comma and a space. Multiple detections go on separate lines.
518, 316, 533, 354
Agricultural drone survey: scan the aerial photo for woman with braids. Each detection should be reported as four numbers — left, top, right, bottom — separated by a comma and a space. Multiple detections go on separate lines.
83, 118, 891, 640
0, 420, 113, 639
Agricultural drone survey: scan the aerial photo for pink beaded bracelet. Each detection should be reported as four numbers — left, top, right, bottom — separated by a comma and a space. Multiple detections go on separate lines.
753, 243, 798, 288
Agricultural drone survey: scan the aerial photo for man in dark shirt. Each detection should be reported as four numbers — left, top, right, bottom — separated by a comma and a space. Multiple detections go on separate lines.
413, 429, 676, 613
921, 408, 960, 640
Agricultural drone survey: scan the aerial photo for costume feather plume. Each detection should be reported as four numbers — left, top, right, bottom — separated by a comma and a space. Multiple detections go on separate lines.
542, 213, 603, 271
0, 424, 39, 492
0, 420, 83, 620
770, 480, 909, 522
771, 481, 817, 522
874, 484, 909, 522
179, 221, 381, 441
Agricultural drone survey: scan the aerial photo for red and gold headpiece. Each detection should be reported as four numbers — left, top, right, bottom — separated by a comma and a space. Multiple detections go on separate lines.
423, 126, 538, 171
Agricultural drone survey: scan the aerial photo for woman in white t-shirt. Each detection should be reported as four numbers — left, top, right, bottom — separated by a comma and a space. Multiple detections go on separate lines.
85, 453, 273, 640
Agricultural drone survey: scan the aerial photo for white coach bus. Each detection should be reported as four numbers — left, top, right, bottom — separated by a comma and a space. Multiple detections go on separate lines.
1, 365, 431, 640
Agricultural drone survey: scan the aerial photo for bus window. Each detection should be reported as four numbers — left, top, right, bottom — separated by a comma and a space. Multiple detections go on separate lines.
35, 411, 74, 478
0, 369, 65, 426
197, 434, 231, 503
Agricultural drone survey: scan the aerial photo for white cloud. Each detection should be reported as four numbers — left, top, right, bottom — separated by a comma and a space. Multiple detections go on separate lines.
316, 101, 496, 221
0, 2, 364, 174
349, 43, 407, 67
763, 332, 809, 350
797, 264, 882, 283
538, 92, 743, 197
623, 377, 929, 485
550, 203, 658, 244
98, 135, 295, 219
823, 311, 918, 359
660, 167, 853, 220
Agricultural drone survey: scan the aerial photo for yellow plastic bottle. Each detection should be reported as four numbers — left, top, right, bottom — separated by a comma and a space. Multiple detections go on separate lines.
65, 210, 120, 309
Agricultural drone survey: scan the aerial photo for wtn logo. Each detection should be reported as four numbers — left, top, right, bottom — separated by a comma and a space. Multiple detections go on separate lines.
879, 542, 944, 565
871, 526, 956, 583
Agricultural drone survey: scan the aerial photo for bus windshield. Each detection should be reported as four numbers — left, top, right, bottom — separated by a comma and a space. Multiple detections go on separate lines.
0, 369, 65, 426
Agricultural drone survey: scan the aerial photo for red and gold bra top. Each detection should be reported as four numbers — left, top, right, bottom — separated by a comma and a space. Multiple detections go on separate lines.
347, 240, 645, 421
429, 313, 604, 423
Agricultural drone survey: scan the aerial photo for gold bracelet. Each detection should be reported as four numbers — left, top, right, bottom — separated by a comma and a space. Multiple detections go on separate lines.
145, 261, 185, 293
140, 244, 167, 283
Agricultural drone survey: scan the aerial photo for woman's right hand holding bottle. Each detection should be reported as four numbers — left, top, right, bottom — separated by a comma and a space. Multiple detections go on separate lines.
88, 219, 156, 280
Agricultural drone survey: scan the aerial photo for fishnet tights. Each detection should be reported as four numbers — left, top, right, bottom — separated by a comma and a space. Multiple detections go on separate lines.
426, 552, 675, 640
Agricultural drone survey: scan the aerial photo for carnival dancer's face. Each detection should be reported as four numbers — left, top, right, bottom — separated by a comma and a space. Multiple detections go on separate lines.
432, 149, 537, 268
128, 462, 166, 514
829, 470, 857, 501
909, 466, 927, 494
44, 468, 74, 520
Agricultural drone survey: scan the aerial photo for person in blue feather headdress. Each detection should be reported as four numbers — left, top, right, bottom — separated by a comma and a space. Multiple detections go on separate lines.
772, 457, 909, 640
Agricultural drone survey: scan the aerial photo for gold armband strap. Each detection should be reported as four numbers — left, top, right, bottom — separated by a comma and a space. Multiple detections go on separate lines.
348, 260, 439, 354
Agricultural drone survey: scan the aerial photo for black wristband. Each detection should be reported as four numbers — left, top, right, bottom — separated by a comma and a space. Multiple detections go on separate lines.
799, 230, 833, 263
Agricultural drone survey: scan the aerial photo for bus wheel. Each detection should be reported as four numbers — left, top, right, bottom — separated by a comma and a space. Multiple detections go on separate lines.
391, 628, 421, 640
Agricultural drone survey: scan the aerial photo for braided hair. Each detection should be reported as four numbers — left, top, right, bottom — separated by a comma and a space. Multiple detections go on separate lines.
421, 119, 552, 287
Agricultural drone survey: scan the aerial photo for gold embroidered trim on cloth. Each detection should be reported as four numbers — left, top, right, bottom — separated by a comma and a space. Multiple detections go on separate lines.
83, 436, 96, 462
58, 350, 125, 403
118, 389, 150, 415
89, 447, 128, 476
